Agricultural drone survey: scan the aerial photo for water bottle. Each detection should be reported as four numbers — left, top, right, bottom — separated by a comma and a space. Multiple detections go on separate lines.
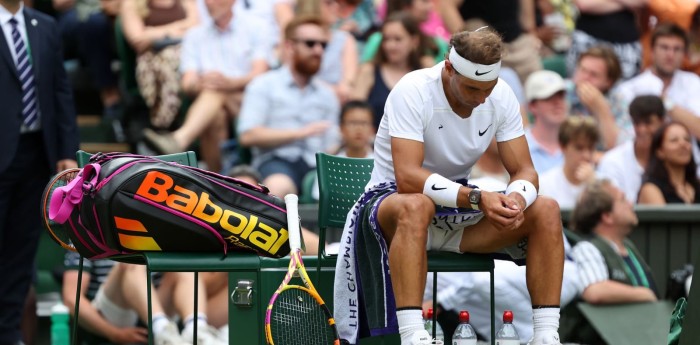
495, 310, 520, 345
424, 308, 445, 342
452, 310, 477, 345
51, 302, 70, 345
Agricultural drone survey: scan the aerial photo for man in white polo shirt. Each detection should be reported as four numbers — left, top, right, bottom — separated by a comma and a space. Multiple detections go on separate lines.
617, 23, 700, 177
597, 95, 666, 202
333, 27, 564, 345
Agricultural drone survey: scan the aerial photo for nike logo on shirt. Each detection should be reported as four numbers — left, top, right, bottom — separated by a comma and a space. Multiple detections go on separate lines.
478, 124, 492, 136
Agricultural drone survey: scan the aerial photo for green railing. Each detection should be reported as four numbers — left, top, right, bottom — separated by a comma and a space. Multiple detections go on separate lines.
562, 204, 700, 298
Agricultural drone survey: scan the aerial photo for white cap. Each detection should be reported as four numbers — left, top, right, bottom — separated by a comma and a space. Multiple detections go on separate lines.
525, 70, 566, 102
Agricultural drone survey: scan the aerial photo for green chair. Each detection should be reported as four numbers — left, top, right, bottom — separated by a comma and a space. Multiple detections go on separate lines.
314, 152, 496, 343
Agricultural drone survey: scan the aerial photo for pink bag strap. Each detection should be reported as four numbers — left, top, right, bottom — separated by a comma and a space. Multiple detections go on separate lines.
49, 164, 101, 223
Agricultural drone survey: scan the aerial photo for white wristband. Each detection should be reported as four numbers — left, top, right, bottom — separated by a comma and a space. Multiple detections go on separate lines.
423, 173, 461, 208
505, 179, 537, 209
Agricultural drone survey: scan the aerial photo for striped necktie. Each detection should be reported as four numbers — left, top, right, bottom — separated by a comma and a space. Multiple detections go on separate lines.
9, 17, 38, 130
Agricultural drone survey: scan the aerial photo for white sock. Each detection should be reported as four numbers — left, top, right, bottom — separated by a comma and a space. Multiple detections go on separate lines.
181, 313, 208, 340
151, 313, 169, 334
397, 308, 425, 344
532, 307, 560, 341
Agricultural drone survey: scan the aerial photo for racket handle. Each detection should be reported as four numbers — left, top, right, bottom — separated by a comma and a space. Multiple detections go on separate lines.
284, 194, 301, 251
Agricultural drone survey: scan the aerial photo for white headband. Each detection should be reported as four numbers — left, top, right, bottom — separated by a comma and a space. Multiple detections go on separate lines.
448, 47, 501, 81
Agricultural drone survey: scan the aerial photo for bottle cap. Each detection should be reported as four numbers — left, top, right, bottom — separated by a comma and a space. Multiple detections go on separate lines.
459, 310, 470, 323
503, 310, 513, 323
427, 308, 434, 318
51, 303, 69, 314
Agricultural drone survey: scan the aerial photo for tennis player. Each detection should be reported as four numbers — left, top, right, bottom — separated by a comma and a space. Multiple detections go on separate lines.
334, 27, 564, 345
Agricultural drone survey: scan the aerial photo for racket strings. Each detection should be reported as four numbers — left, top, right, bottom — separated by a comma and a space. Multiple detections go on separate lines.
271, 288, 335, 345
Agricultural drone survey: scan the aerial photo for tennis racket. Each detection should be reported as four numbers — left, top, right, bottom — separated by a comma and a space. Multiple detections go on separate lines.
264, 194, 340, 345
41, 168, 81, 252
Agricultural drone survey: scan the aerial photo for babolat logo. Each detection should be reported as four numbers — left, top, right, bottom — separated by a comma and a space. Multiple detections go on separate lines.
135, 171, 288, 255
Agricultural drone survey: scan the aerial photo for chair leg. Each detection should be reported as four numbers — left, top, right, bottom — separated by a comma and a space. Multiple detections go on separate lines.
71, 256, 84, 345
490, 270, 495, 345
147, 268, 153, 345
194, 272, 199, 344
432, 272, 438, 339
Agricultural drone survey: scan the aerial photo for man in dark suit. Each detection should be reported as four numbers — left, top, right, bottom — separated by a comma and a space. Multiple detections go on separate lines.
0, 0, 78, 342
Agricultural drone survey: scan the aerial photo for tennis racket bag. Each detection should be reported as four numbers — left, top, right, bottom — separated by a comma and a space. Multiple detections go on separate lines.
48, 153, 291, 260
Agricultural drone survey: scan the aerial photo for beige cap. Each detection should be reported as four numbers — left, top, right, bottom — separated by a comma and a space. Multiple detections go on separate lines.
525, 70, 566, 102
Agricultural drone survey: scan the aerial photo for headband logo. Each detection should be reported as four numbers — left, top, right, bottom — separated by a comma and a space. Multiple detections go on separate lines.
448, 47, 501, 81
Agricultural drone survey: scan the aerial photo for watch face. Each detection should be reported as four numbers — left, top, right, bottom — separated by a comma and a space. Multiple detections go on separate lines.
469, 190, 480, 204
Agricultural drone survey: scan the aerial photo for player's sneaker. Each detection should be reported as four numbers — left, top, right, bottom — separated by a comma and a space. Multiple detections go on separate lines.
526, 332, 562, 345
407, 330, 444, 345
218, 325, 228, 342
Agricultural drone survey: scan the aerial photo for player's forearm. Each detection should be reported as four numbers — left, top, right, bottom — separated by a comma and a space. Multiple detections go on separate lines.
508, 168, 539, 191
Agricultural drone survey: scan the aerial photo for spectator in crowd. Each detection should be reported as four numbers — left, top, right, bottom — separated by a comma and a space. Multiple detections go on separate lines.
62, 252, 227, 344
351, 12, 433, 128
564, 179, 658, 344
534, 0, 574, 57
0, 0, 79, 342
687, 5, 700, 74
310, 100, 375, 200
618, 23, 700, 177
333, 100, 375, 159
523, 70, 567, 175
363, 0, 448, 65
331, 0, 379, 46
638, 122, 700, 204
639, 0, 699, 73
567, 45, 631, 148
296, 0, 359, 103
53, 0, 122, 135
377, 0, 451, 41
143, 0, 271, 173
120, 0, 199, 130
566, 0, 646, 79
539, 116, 599, 209
438, 0, 543, 83
597, 95, 666, 202
237, 15, 340, 198
232, 0, 295, 66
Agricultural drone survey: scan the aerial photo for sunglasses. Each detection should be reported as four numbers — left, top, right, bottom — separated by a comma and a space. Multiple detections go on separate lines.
293, 39, 328, 50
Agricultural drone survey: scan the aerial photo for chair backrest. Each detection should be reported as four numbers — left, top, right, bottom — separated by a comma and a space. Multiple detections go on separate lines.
316, 152, 374, 229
